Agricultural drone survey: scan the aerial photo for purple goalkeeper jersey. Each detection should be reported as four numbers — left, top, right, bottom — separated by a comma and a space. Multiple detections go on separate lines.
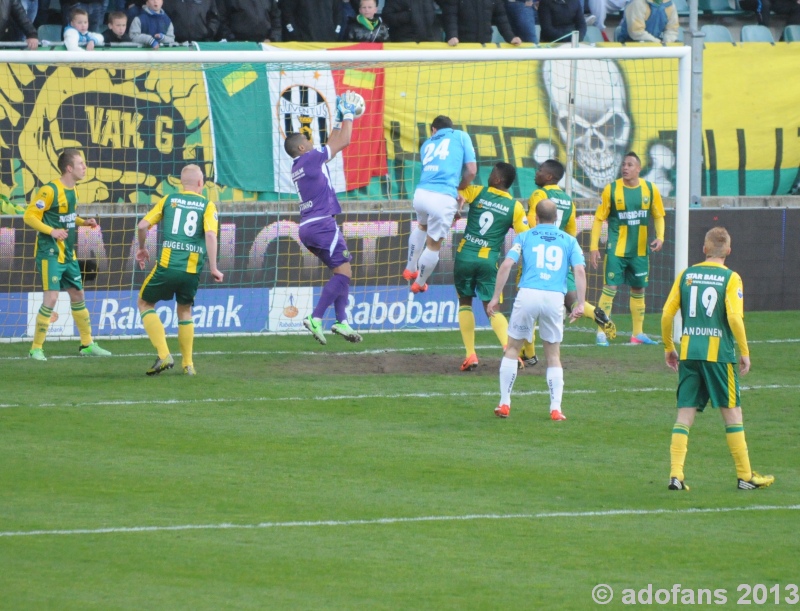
290, 145, 342, 221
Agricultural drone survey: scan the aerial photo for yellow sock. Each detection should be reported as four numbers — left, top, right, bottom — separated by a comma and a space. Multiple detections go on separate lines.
178, 320, 194, 368
490, 312, 509, 348
71, 301, 93, 346
670, 423, 690, 480
522, 335, 536, 358
598, 288, 616, 331
458, 306, 476, 357
141, 309, 170, 359
32, 305, 52, 350
580, 300, 598, 321
725, 424, 752, 481
630, 292, 645, 336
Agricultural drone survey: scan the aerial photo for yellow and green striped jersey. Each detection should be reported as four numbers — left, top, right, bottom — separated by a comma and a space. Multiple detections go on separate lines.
24, 179, 82, 263
144, 191, 219, 274
457, 185, 528, 259
528, 184, 577, 236
596, 179, 665, 257
662, 261, 747, 363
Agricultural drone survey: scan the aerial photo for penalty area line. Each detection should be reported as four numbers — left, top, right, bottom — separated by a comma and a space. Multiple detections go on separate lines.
2, 504, 798, 538
2, 383, 799, 410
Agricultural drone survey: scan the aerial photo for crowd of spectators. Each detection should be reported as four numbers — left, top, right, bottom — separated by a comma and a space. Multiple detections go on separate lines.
0, 0, 797, 47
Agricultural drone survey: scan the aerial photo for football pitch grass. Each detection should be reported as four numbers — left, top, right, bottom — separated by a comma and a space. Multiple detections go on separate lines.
1, 312, 797, 610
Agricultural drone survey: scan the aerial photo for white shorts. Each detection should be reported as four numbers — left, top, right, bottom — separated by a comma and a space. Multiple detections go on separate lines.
412, 188, 458, 242
508, 288, 565, 344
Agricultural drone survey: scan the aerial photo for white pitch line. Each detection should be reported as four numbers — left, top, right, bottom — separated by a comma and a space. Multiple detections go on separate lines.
0, 337, 797, 362
2, 504, 798, 539
1, 383, 798, 411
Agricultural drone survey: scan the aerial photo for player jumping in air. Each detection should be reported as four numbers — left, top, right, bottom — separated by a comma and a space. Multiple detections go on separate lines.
403, 115, 477, 293
285, 91, 364, 345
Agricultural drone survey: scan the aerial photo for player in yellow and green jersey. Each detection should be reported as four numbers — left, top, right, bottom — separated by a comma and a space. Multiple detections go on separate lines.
455, 162, 529, 372
135, 164, 224, 376
661, 227, 773, 491
23, 148, 112, 361
519, 159, 615, 365
590, 151, 665, 346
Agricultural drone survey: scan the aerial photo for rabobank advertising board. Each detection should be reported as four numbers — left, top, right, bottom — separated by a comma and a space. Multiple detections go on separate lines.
0, 211, 490, 339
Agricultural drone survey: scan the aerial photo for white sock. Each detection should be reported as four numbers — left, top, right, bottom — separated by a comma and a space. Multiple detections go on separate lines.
406, 228, 427, 272
547, 367, 564, 412
416, 248, 440, 286
499, 357, 518, 406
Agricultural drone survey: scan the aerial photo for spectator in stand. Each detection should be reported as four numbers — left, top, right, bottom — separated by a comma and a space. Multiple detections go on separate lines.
126, 0, 145, 24
539, 0, 587, 41
587, 0, 628, 35
339, 0, 356, 40
382, 0, 440, 42
162, 0, 219, 42
742, 0, 800, 27
441, 0, 522, 45
504, 0, 538, 43
347, 0, 389, 41
130, 0, 174, 47
616, 0, 678, 42
283, 0, 341, 41
218, 0, 281, 43
60, 0, 104, 33
777, 0, 800, 29
0, 0, 38, 48
64, 7, 104, 50
8, 0, 35, 42
102, 11, 132, 42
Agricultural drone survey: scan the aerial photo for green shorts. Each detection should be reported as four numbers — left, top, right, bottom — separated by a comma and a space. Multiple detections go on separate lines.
454, 251, 500, 302
604, 253, 649, 288
37, 257, 83, 292
676, 359, 740, 410
140, 265, 200, 306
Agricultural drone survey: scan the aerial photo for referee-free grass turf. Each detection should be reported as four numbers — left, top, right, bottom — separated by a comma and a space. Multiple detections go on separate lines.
1, 312, 798, 610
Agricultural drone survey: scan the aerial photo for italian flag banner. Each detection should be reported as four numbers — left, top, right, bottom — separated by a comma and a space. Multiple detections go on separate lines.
204, 42, 387, 194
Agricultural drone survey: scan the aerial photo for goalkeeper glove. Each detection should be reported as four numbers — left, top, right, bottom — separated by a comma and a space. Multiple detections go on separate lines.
337, 94, 357, 122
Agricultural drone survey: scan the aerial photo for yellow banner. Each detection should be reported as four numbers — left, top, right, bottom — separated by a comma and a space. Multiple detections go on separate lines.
0, 44, 797, 206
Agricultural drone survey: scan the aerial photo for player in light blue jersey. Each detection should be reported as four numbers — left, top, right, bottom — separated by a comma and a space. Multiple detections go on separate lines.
403, 115, 477, 293
487, 200, 586, 421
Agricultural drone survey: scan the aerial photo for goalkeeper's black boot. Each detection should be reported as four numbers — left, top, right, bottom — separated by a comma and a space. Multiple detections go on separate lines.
594, 306, 616, 340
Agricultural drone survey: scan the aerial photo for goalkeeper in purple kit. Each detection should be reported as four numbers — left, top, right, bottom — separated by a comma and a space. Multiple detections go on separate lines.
285, 91, 365, 345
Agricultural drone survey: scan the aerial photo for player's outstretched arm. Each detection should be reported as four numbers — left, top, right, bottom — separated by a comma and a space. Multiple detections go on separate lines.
327, 94, 359, 159
205, 230, 224, 282
136, 218, 153, 270
327, 119, 353, 159
570, 264, 586, 322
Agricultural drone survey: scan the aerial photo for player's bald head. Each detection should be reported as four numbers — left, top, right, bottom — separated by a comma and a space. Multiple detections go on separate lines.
535, 199, 558, 224
180, 164, 204, 192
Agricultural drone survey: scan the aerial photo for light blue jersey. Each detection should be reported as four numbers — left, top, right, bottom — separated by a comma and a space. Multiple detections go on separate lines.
507, 223, 585, 294
417, 128, 476, 198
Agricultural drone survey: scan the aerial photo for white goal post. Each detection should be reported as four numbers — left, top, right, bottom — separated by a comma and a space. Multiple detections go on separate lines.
0, 46, 690, 340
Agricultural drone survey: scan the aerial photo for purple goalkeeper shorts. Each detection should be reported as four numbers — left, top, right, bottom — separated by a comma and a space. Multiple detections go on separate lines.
298, 216, 352, 270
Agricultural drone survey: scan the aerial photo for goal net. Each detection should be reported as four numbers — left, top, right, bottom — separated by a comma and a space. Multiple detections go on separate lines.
0, 46, 689, 341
